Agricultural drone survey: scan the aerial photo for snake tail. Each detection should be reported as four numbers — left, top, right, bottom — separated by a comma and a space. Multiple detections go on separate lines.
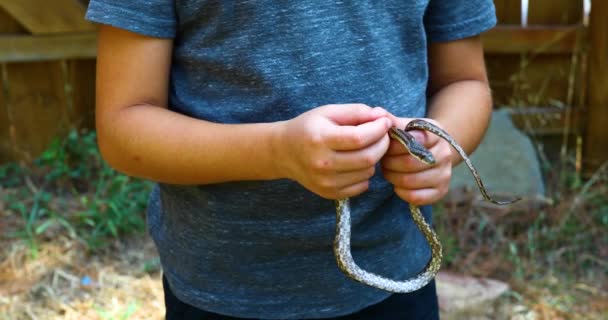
406, 119, 519, 205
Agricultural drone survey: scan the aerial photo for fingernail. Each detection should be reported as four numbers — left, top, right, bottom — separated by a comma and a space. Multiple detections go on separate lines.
410, 130, 425, 142
385, 118, 392, 128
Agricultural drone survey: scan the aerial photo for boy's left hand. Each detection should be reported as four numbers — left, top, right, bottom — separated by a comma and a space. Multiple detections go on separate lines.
381, 117, 453, 206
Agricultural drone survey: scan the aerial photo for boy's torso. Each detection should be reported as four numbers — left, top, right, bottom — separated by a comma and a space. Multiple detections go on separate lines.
158, 2, 434, 318
86, 0, 496, 318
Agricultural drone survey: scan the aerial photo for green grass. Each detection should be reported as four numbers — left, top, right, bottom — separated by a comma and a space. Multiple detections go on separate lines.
95, 301, 139, 320
0, 129, 153, 253
434, 156, 608, 285
2, 126, 606, 296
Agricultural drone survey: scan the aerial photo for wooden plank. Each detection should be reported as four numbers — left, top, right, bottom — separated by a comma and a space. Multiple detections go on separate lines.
507, 107, 583, 136
3, 61, 70, 162
487, 54, 579, 108
482, 26, 583, 54
0, 7, 24, 163
493, 0, 521, 24
0, 6, 26, 33
528, 0, 583, 25
67, 59, 96, 129
0, 33, 97, 62
0, 0, 94, 34
584, 0, 608, 174
0, 64, 13, 163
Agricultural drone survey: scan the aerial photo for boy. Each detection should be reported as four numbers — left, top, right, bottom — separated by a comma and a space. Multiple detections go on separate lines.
86, 1, 496, 319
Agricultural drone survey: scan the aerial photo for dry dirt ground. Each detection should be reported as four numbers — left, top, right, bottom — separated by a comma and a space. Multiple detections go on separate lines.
0, 235, 164, 320
1, 234, 606, 320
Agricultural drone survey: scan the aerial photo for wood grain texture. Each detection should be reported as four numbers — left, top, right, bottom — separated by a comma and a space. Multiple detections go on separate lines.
482, 26, 582, 54
0, 32, 97, 62
584, 0, 608, 173
67, 59, 95, 128
0, 6, 26, 33
0, 7, 24, 162
493, 0, 522, 24
487, 54, 578, 108
0, 0, 94, 34
528, 0, 583, 25
0, 64, 13, 162
3, 62, 70, 162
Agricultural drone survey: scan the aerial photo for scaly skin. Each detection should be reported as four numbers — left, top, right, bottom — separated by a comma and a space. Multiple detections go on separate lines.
333, 120, 517, 293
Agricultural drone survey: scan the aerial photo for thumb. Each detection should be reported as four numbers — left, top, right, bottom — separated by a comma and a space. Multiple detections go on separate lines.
407, 129, 427, 145
320, 104, 389, 125
393, 117, 433, 147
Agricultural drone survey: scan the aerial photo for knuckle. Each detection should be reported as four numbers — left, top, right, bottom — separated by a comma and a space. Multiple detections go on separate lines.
349, 133, 365, 148
312, 158, 332, 172
346, 182, 369, 197
350, 134, 363, 148
408, 192, 426, 206
441, 167, 452, 181
353, 103, 370, 111
439, 148, 452, 162
361, 153, 377, 167
395, 188, 413, 203
439, 185, 449, 197
318, 190, 337, 200
399, 174, 415, 188
309, 133, 325, 148
366, 166, 376, 178
318, 177, 337, 190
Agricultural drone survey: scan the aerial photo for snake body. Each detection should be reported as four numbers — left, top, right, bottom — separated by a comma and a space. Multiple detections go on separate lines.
334, 119, 518, 293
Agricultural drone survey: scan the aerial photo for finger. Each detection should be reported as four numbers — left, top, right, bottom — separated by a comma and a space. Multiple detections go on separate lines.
332, 134, 390, 171
394, 187, 446, 206
336, 166, 376, 188
317, 171, 373, 199
381, 153, 434, 173
383, 165, 450, 190
321, 104, 389, 126
337, 180, 370, 199
326, 117, 391, 151
385, 138, 414, 156
406, 129, 440, 149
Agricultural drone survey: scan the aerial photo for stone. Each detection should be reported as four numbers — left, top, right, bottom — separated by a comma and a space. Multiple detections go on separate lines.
449, 109, 545, 198
436, 271, 511, 319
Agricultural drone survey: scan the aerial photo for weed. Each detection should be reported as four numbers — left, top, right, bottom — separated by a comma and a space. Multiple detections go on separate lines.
434, 155, 608, 296
0, 128, 152, 253
95, 301, 139, 320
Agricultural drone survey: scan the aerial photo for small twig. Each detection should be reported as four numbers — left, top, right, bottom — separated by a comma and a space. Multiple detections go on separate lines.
24, 306, 39, 320
574, 282, 601, 295
52, 268, 79, 288
24, 176, 39, 195
565, 161, 608, 227
578, 253, 608, 269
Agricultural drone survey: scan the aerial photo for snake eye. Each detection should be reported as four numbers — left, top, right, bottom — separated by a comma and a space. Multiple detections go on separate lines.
421, 152, 436, 165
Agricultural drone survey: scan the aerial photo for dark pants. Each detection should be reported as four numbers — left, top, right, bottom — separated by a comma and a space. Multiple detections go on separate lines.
163, 276, 439, 320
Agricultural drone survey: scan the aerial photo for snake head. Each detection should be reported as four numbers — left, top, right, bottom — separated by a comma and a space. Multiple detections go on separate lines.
389, 128, 436, 165
408, 142, 436, 165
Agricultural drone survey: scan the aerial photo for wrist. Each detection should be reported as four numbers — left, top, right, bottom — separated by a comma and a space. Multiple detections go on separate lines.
268, 120, 292, 180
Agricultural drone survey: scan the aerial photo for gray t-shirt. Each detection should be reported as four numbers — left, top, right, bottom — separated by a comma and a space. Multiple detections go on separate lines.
86, 1, 496, 318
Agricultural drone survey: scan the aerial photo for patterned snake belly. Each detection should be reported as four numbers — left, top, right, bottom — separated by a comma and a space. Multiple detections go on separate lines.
334, 119, 518, 293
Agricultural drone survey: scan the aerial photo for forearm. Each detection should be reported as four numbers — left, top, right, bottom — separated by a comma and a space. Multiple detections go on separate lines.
426, 79, 493, 165
97, 104, 283, 185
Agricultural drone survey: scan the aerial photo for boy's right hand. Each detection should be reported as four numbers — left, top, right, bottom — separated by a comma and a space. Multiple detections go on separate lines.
274, 104, 392, 199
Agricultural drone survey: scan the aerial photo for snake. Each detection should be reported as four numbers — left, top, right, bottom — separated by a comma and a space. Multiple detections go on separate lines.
333, 118, 519, 293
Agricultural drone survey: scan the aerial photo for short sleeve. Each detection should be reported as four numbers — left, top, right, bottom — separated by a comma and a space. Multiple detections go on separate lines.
85, 0, 176, 38
424, 0, 497, 42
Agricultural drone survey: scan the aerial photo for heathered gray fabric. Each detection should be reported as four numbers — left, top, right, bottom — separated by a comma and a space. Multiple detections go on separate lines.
86, 1, 496, 318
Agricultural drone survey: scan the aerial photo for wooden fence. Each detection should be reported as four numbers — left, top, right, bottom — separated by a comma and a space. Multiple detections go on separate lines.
0, 0, 96, 165
0, 0, 606, 175
483, 0, 607, 176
